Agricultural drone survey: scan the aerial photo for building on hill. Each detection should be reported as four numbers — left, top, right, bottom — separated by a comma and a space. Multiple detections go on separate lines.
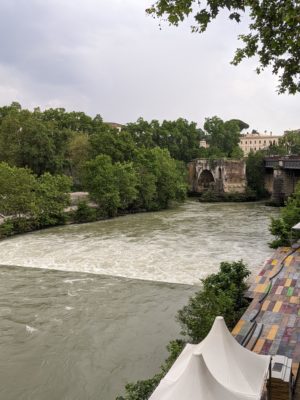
106, 122, 124, 132
199, 139, 209, 149
239, 131, 281, 155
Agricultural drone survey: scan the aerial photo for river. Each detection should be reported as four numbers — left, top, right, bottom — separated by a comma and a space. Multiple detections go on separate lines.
0, 201, 279, 399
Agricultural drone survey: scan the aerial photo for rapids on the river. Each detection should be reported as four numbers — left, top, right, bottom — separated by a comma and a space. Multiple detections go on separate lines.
0, 201, 279, 399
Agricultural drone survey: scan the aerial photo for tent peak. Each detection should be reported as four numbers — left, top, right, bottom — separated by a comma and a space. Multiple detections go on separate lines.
215, 316, 224, 320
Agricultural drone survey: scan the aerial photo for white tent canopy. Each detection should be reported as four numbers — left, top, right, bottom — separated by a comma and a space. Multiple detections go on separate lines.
150, 353, 257, 400
149, 316, 270, 400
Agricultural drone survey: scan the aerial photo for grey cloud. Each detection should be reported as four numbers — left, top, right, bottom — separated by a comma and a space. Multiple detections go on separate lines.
0, 0, 299, 133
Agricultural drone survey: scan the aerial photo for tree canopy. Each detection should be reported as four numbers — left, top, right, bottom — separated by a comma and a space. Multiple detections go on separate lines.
203, 116, 242, 157
146, 0, 300, 94
270, 181, 300, 248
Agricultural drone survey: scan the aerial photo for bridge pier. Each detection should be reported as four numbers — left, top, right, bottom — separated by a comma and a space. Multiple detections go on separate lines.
264, 157, 300, 205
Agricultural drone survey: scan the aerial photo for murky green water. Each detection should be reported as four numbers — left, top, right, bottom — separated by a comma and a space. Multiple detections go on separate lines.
0, 201, 279, 399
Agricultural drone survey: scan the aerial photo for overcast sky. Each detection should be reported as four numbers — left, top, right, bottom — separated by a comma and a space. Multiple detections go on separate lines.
0, 0, 299, 134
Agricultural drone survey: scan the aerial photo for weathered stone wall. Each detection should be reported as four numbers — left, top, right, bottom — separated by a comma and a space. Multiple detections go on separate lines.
264, 169, 274, 194
222, 160, 247, 193
187, 159, 246, 194
270, 169, 300, 204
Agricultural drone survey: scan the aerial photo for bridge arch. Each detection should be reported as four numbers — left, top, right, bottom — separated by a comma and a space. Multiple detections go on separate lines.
198, 169, 215, 191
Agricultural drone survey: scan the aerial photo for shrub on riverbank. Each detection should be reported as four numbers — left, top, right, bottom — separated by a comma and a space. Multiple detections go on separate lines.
116, 260, 250, 400
0, 162, 71, 239
269, 181, 300, 248
198, 188, 257, 203
72, 201, 98, 223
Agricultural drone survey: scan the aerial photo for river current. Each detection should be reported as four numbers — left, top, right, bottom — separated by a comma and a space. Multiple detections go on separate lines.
0, 201, 279, 399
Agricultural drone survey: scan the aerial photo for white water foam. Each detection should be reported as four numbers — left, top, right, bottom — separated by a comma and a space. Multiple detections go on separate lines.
0, 202, 278, 285
26, 325, 38, 334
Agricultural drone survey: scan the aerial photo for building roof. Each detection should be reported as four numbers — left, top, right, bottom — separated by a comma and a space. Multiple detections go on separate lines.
106, 122, 124, 129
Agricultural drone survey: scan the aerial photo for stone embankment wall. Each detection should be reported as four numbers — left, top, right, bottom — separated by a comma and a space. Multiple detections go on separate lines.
187, 159, 246, 195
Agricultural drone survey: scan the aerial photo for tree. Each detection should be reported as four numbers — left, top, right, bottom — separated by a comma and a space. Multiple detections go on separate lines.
204, 116, 240, 157
246, 150, 268, 198
178, 260, 250, 342
68, 132, 91, 185
89, 128, 137, 163
82, 155, 122, 217
0, 162, 36, 217
146, 0, 300, 94
35, 173, 71, 226
125, 118, 203, 162
227, 119, 249, 132
278, 130, 300, 155
114, 162, 139, 210
270, 181, 300, 247
134, 148, 187, 211
18, 118, 56, 175
0, 107, 72, 175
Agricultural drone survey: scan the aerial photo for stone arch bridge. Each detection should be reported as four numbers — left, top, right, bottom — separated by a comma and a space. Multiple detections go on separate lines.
188, 159, 246, 195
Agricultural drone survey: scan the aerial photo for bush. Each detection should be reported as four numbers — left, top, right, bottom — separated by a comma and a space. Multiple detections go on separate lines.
198, 188, 257, 203
0, 220, 14, 238
0, 218, 40, 239
73, 201, 97, 223
269, 181, 300, 248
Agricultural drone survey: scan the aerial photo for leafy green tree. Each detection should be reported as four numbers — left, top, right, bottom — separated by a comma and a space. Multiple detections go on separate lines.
0, 111, 23, 166
246, 150, 268, 199
68, 132, 91, 185
0, 106, 72, 175
231, 146, 244, 159
146, 0, 300, 94
41, 108, 97, 134
18, 118, 56, 175
227, 119, 249, 132
178, 260, 250, 342
73, 201, 97, 223
89, 129, 137, 163
279, 131, 300, 155
35, 173, 72, 226
0, 162, 36, 217
125, 118, 203, 162
134, 148, 187, 210
114, 162, 139, 210
270, 181, 300, 247
204, 116, 240, 157
125, 118, 156, 149
82, 155, 121, 217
